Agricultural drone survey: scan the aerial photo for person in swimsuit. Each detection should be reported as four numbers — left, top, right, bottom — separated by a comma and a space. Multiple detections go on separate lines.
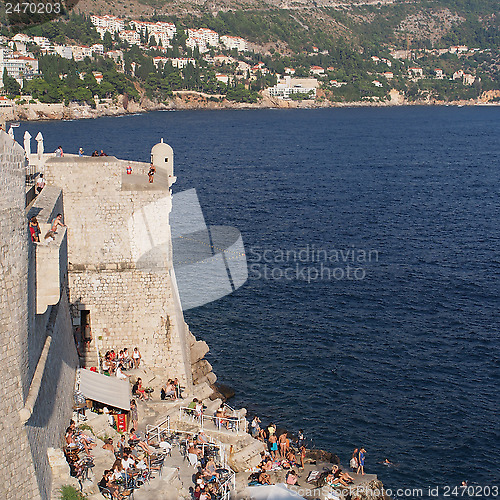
268, 434, 278, 460
278, 432, 288, 458
148, 163, 156, 183
51, 213, 66, 233
357, 448, 366, 475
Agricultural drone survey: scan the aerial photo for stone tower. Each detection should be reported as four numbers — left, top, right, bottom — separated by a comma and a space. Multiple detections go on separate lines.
43, 141, 213, 389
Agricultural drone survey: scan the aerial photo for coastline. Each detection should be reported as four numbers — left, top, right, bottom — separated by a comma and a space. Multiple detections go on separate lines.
2, 90, 499, 123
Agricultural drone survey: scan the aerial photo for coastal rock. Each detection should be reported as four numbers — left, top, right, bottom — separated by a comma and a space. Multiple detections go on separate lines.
305, 448, 339, 464
209, 382, 235, 401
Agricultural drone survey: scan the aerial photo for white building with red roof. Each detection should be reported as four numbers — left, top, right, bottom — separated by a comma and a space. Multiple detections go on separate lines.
310, 65, 325, 75
220, 35, 247, 52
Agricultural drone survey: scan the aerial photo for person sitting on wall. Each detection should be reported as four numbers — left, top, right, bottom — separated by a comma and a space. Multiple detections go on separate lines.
132, 378, 149, 400
161, 380, 177, 400
91, 150, 99, 157
132, 347, 142, 369
100, 150, 107, 156
50, 213, 66, 234
44, 230, 56, 243
35, 173, 46, 194
122, 348, 132, 369
116, 363, 130, 380
29, 216, 41, 242
54, 146, 63, 157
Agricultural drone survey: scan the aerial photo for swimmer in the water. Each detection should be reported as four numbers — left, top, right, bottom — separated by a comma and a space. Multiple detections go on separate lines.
378, 458, 394, 466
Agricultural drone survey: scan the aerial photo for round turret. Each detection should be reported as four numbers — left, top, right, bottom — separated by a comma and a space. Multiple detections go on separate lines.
151, 138, 173, 176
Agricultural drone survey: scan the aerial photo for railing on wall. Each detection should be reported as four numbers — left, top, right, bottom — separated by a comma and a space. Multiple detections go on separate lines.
178, 407, 247, 434
145, 416, 171, 444
25, 160, 37, 188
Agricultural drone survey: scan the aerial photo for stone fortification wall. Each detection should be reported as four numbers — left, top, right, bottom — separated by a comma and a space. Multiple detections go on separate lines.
0, 131, 78, 500
26, 296, 79, 500
43, 154, 208, 388
27, 187, 65, 385
0, 131, 40, 499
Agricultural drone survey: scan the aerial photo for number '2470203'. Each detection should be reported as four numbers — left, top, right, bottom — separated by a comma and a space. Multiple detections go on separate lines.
442, 485, 498, 497
5, 2, 61, 15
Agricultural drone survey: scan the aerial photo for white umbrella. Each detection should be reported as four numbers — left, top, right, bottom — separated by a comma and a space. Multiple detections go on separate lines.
35, 131, 44, 158
23, 130, 32, 157
7, 126, 14, 140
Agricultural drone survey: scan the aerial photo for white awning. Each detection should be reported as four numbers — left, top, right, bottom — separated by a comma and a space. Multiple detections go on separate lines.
77, 369, 131, 411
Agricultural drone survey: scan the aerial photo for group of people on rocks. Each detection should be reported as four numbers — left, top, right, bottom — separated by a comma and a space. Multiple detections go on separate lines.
102, 347, 142, 375
248, 417, 369, 489
247, 418, 308, 487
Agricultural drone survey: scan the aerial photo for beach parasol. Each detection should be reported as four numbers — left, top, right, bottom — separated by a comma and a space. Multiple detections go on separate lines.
23, 130, 32, 157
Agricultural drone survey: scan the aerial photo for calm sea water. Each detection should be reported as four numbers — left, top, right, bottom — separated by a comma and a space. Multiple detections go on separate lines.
20, 107, 500, 498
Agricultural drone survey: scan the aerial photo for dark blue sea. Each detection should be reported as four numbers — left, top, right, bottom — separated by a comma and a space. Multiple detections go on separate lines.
20, 107, 500, 499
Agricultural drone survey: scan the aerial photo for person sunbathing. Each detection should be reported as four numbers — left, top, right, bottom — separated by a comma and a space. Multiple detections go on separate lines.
261, 458, 273, 471
326, 473, 343, 487
286, 450, 297, 466
286, 470, 298, 485
332, 464, 354, 483
258, 472, 272, 485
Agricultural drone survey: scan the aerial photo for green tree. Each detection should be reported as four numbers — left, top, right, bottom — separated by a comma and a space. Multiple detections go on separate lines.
3, 69, 20, 97
103, 32, 114, 51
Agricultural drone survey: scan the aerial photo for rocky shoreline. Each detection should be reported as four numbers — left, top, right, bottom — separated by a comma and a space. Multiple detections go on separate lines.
2, 90, 499, 123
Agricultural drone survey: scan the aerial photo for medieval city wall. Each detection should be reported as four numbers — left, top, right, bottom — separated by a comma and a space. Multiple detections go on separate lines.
0, 132, 40, 499
0, 131, 78, 500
